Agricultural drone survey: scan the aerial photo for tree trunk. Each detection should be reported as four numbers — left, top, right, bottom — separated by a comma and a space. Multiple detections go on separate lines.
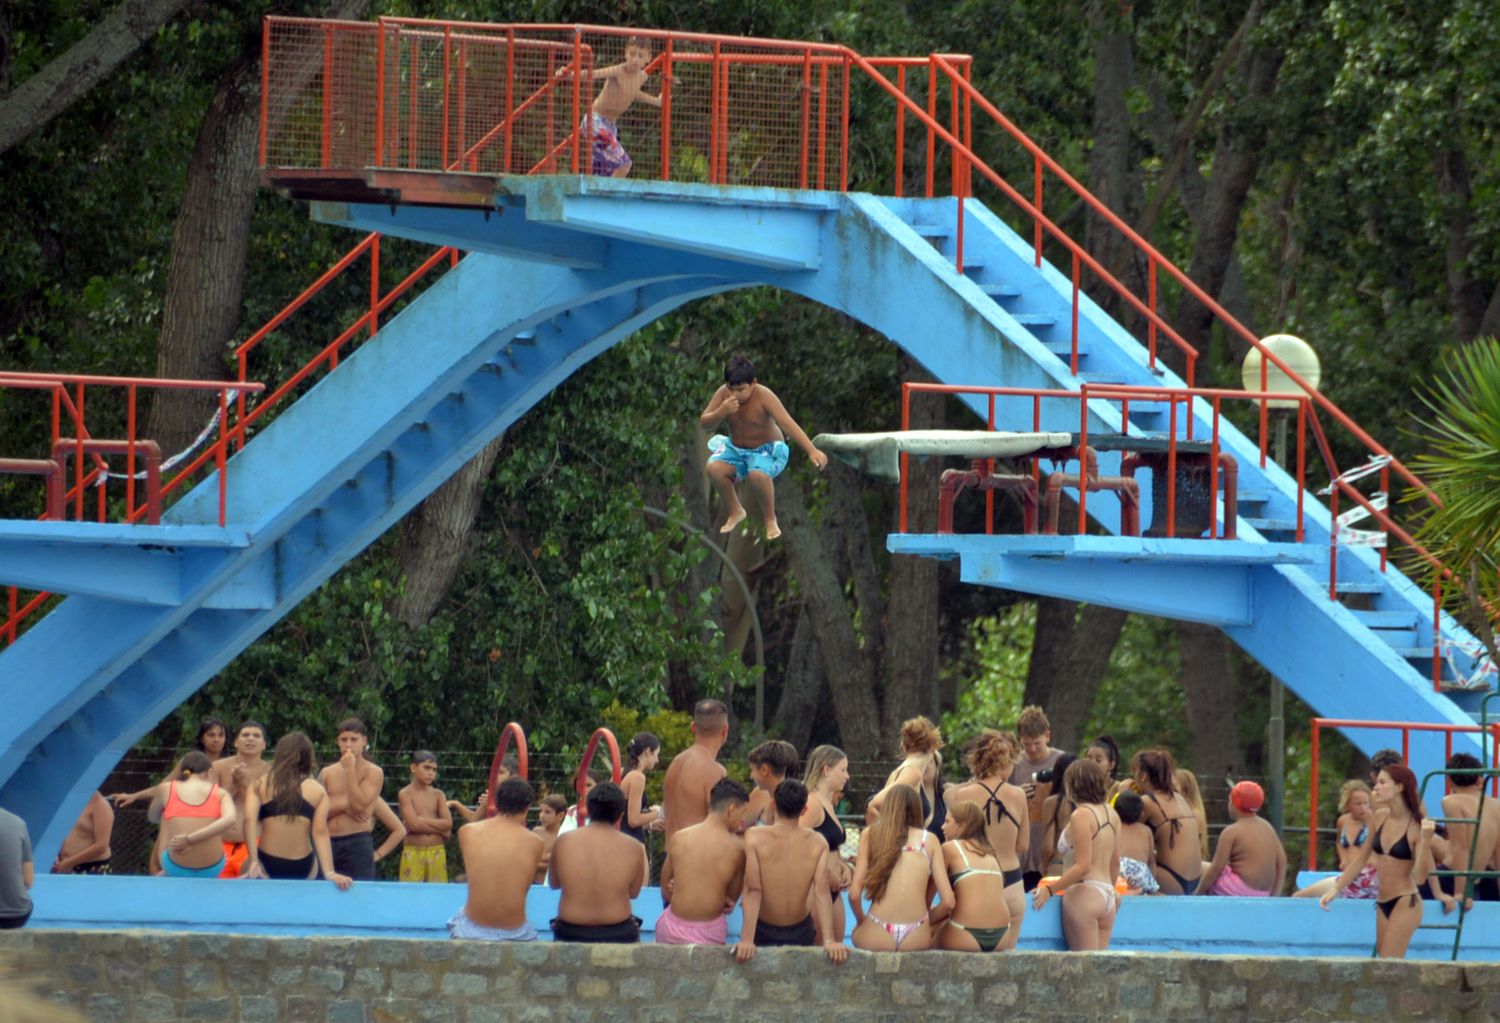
1176, 621, 1242, 787
144, 43, 263, 453
0, 0, 192, 156
389, 433, 505, 629
772, 605, 825, 753
776, 482, 882, 767
1022, 598, 1127, 751
1085, 0, 1135, 305
881, 362, 944, 740
1434, 140, 1491, 345
147, 0, 371, 452
1167, 31, 1283, 370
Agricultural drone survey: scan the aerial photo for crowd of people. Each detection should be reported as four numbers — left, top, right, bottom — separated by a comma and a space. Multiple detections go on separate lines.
2, 701, 1485, 961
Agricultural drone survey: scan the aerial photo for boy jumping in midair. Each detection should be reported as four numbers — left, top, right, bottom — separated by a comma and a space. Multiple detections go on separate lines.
560, 35, 661, 177
701, 354, 827, 540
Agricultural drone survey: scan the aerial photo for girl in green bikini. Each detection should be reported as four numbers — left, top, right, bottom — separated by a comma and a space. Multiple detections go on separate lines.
936, 801, 1012, 952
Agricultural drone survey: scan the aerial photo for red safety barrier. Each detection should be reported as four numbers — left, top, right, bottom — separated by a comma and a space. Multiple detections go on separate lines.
484, 721, 530, 818
1307, 717, 1500, 871
572, 727, 622, 826
0, 459, 64, 521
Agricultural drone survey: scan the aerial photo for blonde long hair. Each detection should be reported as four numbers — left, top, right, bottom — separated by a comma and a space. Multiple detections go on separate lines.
1175, 768, 1209, 859
947, 800, 995, 858
863, 784, 923, 903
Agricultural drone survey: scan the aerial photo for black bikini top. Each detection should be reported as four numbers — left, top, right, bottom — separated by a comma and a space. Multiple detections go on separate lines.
977, 780, 1021, 830
1373, 821, 1414, 861
1144, 791, 1186, 849
814, 804, 846, 852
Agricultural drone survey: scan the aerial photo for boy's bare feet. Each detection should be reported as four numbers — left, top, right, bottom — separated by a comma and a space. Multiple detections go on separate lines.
719, 507, 747, 534
765, 519, 781, 540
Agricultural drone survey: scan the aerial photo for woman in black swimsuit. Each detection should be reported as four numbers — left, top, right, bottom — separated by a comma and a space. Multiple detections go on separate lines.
800, 745, 852, 945
619, 733, 663, 844
244, 732, 351, 889
1131, 748, 1202, 895
947, 731, 1028, 949
1319, 764, 1435, 957
870, 717, 944, 831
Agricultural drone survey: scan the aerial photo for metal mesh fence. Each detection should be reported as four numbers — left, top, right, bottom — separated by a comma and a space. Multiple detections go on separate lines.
262, 19, 961, 192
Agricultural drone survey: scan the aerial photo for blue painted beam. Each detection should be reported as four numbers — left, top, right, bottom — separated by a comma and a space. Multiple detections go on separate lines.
308, 200, 608, 268
0, 524, 254, 605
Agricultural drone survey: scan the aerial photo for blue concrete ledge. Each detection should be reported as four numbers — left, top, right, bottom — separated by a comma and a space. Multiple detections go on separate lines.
24, 876, 1500, 960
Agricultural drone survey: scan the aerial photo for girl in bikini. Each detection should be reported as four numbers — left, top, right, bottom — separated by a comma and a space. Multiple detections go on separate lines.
800, 745, 853, 945
1132, 748, 1203, 895
243, 732, 352, 890
1294, 779, 1377, 900
145, 752, 237, 877
850, 784, 953, 951
869, 716, 944, 831
1032, 759, 1122, 951
946, 730, 1029, 949
1319, 765, 1436, 958
619, 733, 664, 844
936, 801, 1011, 952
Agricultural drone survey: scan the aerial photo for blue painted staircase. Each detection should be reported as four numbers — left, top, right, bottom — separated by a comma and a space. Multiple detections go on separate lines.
0, 23, 1487, 867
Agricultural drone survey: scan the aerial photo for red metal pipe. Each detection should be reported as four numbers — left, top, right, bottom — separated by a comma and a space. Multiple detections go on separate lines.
54, 439, 163, 525
840, 55, 850, 191
894, 65, 905, 196
660, 38, 673, 181
573, 727, 622, 824
485, 722, 530, 817
0, 459, 65, 520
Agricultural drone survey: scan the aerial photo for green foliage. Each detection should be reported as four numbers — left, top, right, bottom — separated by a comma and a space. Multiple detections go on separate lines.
599, 700, 695, 803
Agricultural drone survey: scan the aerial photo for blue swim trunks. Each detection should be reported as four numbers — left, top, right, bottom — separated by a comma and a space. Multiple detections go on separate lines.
583, 114, 631, 176
707, 435, 790, 481
447, 908, 538, 942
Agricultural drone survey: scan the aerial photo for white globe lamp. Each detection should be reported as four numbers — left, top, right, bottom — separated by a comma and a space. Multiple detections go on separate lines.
1241, 333, 1321, 409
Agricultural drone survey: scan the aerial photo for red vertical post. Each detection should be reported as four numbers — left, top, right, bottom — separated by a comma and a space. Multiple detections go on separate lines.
1167, 399, 1178, 538
407, 43, 418, 168
571, 36, 585, 174
1209, 398, 1220, 540
956, 164, 965, 274
708, 42, 721, 184
1401, 728, 1410, 765
545, 51, 555, 171
1121, 399, 1130, 436
1070, 253, 1080, 375
721, 53, 733, 184
1379, 465, 1390, 572
816, 62, 829, 190
985, 394, 995, 535
259, 19, 271, 167
126, 385, 137, 520
457, 41, 469, 171
74, 383, 85, 521
442, 27, 452, 168
899, 385, 910, 534
1147, 259, 1158, 368
321, 25, 333, 168
236, 351, 248, 453
1033, 156, 1043, 267
1308, 721, 1321, 870
374, 23, 386, 169
1329, 488, 1339, 599
218, 389, 229, 527
660, 38, 673, 180
799, 49, 812, 190
839, 55, 850, 191
925, 62, 936, 198
894, 65, 906, 196
1296, 401, 1306, 542
947, 70, 958, 196
51, 387, 60, 453
1077, 386, 1089, 535
502, 29, 514, 173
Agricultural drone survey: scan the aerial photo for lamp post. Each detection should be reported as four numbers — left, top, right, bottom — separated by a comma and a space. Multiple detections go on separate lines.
1241, 333, 1322, 837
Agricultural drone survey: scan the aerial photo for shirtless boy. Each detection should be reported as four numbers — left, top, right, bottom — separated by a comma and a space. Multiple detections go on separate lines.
1201, 781, 1286, 897
1435, 753, 1500, 911
657, 779, 748, 945
398, 751, 452, 883
211, 720, 270, 878
734, 779, 847, 963
51, 791, 114, 875
700, 354, 828, 540
549, 782, 648, 943
743, 740, 799, 830
320, 718, 404, 881
449, 778, 545, 941
663, 699, 730, 838
532, 793, 568, 884
558, 35, 661, 177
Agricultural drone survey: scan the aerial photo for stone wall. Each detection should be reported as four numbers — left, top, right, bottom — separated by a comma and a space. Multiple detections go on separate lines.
1, 930, 1494, 1022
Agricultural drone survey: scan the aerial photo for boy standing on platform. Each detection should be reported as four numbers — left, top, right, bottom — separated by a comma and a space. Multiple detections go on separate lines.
734, 779, 847, 963
449, 778, 545, 941
701, 354, 827, 540
320, 718, 394, 881
656, 779, 749, 945
398, 751, 452, 883
211, 720, 270, 878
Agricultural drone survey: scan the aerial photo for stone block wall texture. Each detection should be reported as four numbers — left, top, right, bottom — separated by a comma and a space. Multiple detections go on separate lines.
2, 930, 1497, 1022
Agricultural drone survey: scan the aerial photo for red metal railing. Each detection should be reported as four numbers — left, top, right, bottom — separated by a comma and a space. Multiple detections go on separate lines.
1, 372, 263, 645
898, 381, 1318, 542
572, 726, 622, 825
484, 721, 530, 818
1307, 717, 1500, 870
